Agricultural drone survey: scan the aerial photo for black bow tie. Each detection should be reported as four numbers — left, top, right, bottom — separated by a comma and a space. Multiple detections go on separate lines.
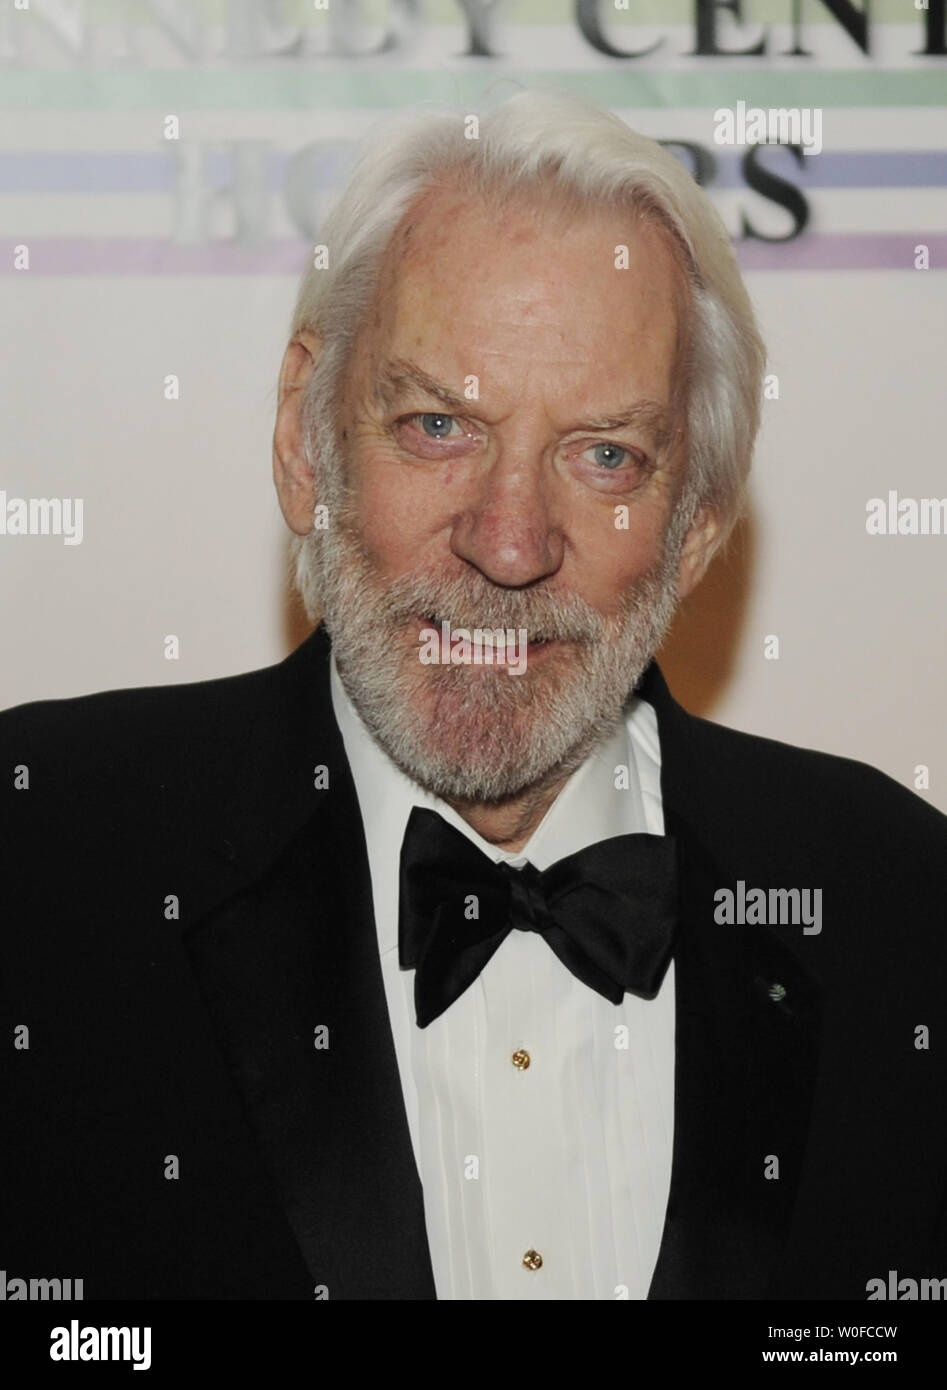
398, 806, 679, 1028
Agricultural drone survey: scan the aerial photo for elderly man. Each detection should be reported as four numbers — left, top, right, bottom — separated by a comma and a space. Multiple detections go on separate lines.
2, 89, 945, 1303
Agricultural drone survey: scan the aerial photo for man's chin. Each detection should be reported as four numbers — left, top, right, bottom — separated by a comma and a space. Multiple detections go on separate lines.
375, 662, 603, 804
398, 648, 574, 730
386, 733, 558, 806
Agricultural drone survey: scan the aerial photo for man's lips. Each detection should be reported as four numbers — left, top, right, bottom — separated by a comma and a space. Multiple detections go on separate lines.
411, 614, 562, 662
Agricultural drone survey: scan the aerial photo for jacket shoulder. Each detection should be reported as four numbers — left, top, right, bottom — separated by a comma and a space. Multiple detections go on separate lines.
1, 656, 279, 772
0, 655, 290, 867
678, 706, 947, 854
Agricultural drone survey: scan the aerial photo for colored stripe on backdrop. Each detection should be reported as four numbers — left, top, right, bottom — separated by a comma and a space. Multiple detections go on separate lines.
1, 69, 945, 109
0, 149, 945, 192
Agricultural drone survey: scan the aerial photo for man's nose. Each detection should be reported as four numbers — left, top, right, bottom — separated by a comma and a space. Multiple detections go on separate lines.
449, 453, 565, 588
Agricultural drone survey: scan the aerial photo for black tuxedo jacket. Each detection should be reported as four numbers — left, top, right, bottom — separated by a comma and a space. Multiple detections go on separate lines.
2, 624, 946, 1300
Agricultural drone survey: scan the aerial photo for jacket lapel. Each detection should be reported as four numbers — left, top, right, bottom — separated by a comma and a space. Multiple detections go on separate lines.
641, 663, 823, 1299
179, 625, 436, 1299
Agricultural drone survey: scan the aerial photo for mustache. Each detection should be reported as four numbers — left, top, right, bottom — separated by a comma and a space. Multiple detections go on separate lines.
373, 569, 613, 645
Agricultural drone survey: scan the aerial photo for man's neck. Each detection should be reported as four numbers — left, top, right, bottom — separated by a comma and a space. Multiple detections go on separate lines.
444, 767, 573, 853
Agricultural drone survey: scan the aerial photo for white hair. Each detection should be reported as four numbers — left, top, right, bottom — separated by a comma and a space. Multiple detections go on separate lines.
287, 84, 766, 615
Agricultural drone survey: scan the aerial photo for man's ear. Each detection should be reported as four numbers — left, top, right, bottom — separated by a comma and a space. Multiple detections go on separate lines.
676, 504, 721, 600
273, 329, 322, 536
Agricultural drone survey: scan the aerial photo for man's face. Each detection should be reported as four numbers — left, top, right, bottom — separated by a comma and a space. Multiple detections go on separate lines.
300, 185, 704, 805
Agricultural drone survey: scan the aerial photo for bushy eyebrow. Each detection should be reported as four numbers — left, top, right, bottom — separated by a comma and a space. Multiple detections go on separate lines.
374, 357, 672, 451
374, 358, 468, 415
577, 401, 672, 451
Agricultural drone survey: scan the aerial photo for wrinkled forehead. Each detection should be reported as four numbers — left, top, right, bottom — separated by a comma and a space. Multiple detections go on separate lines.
347, 176, 693, 425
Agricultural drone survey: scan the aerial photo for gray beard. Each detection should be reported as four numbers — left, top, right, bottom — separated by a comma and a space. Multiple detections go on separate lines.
296, 419, 686, 805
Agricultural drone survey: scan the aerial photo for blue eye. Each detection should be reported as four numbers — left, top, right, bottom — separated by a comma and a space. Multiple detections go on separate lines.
588, 443, 628, 470
418, 413, 456, 438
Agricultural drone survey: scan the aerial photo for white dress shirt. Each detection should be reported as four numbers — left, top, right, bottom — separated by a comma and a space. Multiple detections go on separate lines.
330, 658, 675, 1300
